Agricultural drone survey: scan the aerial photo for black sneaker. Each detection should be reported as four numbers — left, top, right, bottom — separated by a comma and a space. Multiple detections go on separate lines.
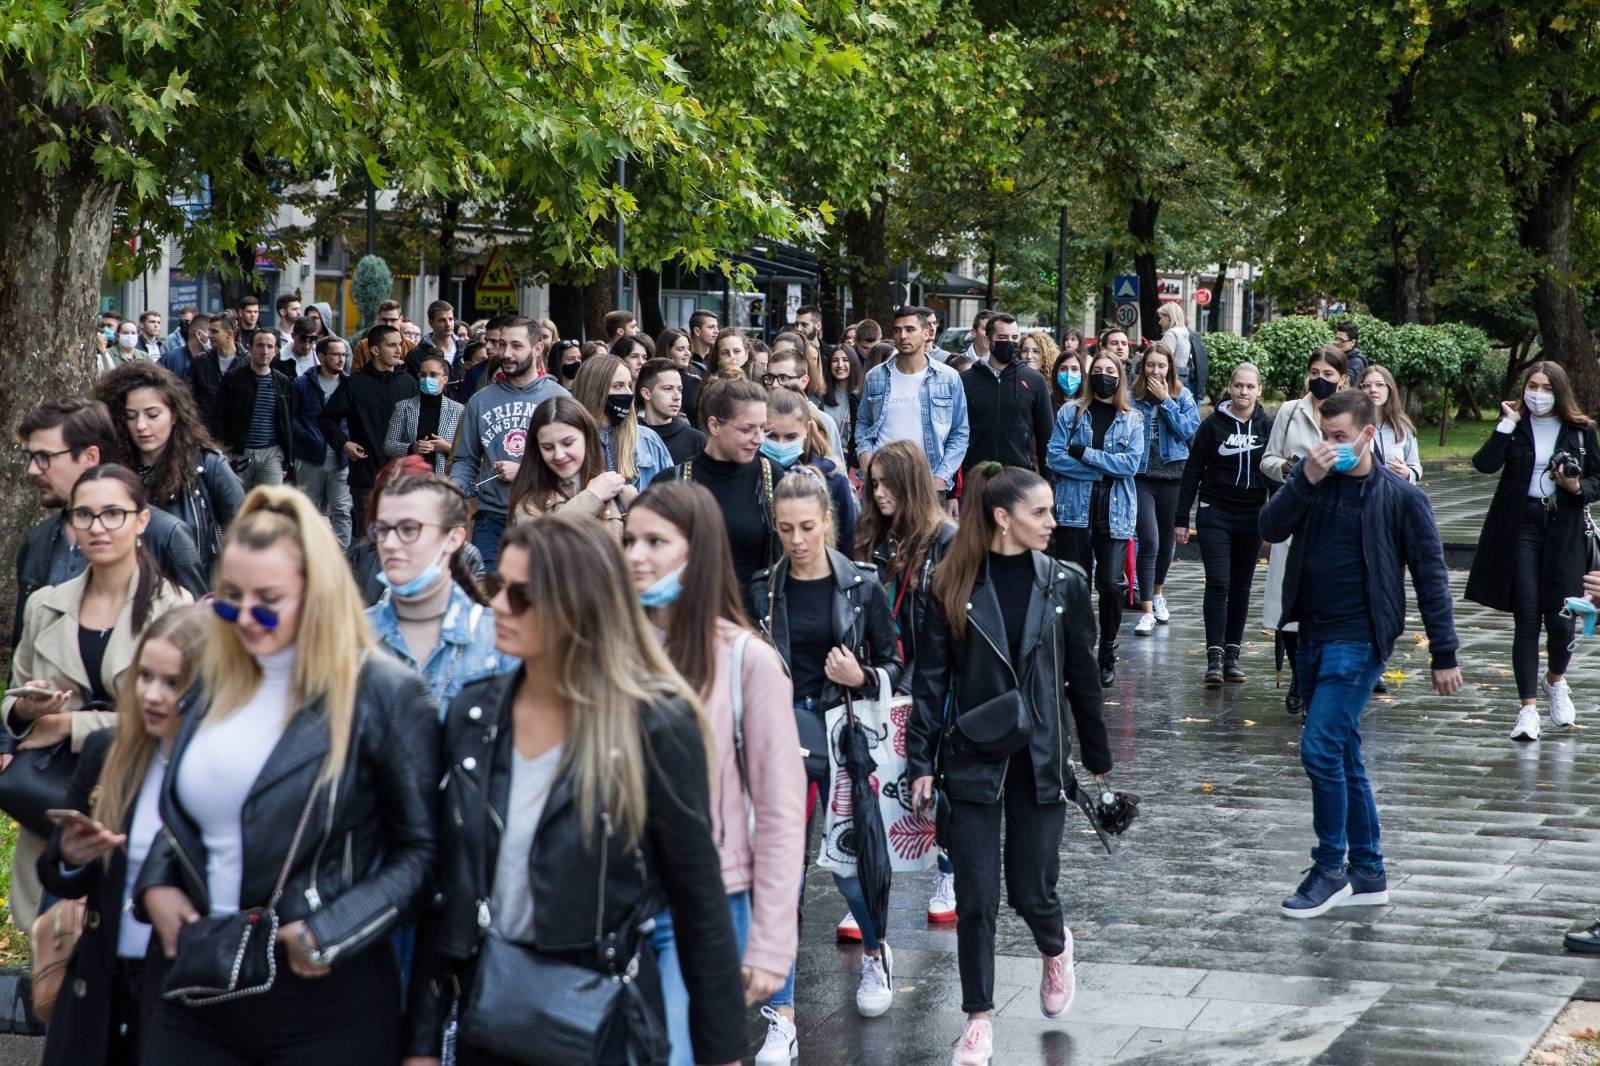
1284, 689, 1303, 716
1373, 679, 1388, 694
1340, 864, 1389, 906
1204, 647, 1224, 686
1564, 921, 1600, 954
1280, 867, 1351, 919
1099, 661, 1117, 687
1224, 644, 1247, 683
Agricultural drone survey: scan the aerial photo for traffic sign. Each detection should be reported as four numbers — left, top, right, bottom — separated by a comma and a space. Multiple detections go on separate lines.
476, 248, 517, 311
1114, 303, 1138, 328
1157, 274, 1185, 302
1194, 287, 1212, 307
1113, 275, 1139, 303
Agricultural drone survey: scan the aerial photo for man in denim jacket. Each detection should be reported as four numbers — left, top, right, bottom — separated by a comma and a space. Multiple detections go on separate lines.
855, 306, 970, 494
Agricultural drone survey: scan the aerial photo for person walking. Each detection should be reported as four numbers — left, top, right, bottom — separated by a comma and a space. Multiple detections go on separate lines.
960, 313, 1054, 479
637, 357, 705, 465
1357, 365, 1422, 483
1261, 389, 1462, 918
1334, 322, 1367, 384
404, 515, 747, 1066
1262, 346, 1349, 714
318, 324, 421, 541
346, 456, 484, 607
749, 470, 903, 1024
572, 354, 674, 489
1465, 361, 1600, 741
1175, 363, 1273, 684
1129, 341, 1200, 635
291, 336, 354, 548
1050, 343, 1083, 411
214, 329, 295, 489
1046, 349, 1145, 686
506, 396, 634, 534
93, 363, 244, 577
624, 482, 806, 1066
384, 353, 465, 476
906, 464, 1111, 1066
855, 305, 970, 497
820, 344, 863, 469
763, 386, 857, 552
37, 605, 210, 1066
137, 487, 439, 1063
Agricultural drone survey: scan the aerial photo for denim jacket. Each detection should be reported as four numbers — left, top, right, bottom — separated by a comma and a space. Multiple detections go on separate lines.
601, 423, 674, 490
1132, 388, 1200, 471
367, 582, 514, 718
854, 357, 970, 484
1045, 403, 1146, 538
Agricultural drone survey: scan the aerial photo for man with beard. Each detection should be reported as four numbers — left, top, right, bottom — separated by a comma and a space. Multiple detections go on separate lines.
317, 324, 419, 538
450, 314, 570, 566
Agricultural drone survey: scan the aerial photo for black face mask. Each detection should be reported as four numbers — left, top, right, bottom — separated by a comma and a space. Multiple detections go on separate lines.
604, 394, 635, 425
990, 339, 1018, 365
1308, 376, 1339, 400
1091, 373, 1119, 400
559, 359, 581, 380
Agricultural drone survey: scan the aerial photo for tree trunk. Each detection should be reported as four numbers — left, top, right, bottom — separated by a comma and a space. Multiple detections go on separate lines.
635, 266, 665, 338
1128, 193, 1161, 342
583, 274, 616, 341
0, 134, 118, 645
1518, 144, 1599, 408
1208, 266, 1226, 332
844, 200, 892, 328
219, 237, 259, 312
816, 239, 846, 345
436, 198, 459, 309
548, 282, 585, 341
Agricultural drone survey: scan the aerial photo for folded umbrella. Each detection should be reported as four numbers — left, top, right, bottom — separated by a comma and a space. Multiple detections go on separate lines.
840, 694, 892, 944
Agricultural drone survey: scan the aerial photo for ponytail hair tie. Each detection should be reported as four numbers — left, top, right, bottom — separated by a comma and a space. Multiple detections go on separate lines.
981, 461, 1003, 478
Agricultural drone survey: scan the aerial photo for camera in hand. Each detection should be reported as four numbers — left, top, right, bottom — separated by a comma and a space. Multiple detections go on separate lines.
1550, 451, 1582, 481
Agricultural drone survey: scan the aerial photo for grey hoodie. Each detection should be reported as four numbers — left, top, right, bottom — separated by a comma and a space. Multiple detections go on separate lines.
449, 374, 572, 514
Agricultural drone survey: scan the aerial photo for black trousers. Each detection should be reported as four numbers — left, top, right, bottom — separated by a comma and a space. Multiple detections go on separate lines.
1051, 526, 1125, 662
1134, 477, 1181, 603
947, 752, 1067, 1013
1196, 502, 1261, 648
142, 945, 399, 1065
1512, 499, 1574, 700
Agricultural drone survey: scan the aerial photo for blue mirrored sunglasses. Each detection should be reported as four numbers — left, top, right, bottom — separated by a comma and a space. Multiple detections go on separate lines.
211, 600, 280, 630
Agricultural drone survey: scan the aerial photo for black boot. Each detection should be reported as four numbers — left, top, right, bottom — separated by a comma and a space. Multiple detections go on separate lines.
1224, 645, 1247, 683
1285, 672, 1303, 716
1099, 645, 1117, 687
1205, 647, 1224, 686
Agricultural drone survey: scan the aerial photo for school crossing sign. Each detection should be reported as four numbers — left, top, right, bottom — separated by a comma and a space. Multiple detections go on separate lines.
476, 249, 517, 312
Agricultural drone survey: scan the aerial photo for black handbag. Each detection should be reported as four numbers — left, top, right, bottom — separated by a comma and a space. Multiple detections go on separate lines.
954, 689, 1032, 759
0, 739, 77, 838
161, 753, 328, 1007
793, 703, 829, 778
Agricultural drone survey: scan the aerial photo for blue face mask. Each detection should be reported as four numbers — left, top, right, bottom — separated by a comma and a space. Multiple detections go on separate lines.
1330, 436, 1370, 474
376, 544, 450, 597
638, 566, 685, 608
760, 439, 804, 467
1057, 370, 1082, 395
419, 377, 443, 397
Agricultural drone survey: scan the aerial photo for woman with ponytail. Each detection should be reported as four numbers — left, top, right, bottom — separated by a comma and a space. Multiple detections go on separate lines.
906, 463, 1112, 1066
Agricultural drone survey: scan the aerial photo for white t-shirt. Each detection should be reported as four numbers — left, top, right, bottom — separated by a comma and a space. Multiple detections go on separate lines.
1525, 415, 1561, 498
489, 743, 564, 940
880, 363, 929, 447
119, 748, 168, 958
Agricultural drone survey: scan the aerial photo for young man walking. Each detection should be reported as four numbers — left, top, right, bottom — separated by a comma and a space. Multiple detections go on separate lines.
1260, 388, 1462, 918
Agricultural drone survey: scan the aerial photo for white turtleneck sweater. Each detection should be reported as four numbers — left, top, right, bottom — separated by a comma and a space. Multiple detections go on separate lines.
175, 646, 297, 914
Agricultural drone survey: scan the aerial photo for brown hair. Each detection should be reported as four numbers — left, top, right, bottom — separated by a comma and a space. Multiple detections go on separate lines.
572, 354, 639, 480
70, 464, 170, 631
1521, 360, 1595, 427
378, 473, 488, 604
1130, 341, 1181, 402
854, 440, 947, 589
92, 362, 222, 503
1358, 364, 1415, 440
1077, 350, 1133, 415
932, 463, 1049, 641
508, 397, 605, 517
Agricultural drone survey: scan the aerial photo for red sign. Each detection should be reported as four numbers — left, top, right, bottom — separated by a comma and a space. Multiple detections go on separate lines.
1194, 287, 1213, 307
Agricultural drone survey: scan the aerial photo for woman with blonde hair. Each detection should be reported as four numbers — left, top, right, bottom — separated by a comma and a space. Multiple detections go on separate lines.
1357, 364, 1422, 483
1156, 301, 1198, 391
38, 605, 211, 1066
1019, 330, 1059, 375
137, 486, 439, 1063
573, 354, 674, 488
406, 514, 746, 1066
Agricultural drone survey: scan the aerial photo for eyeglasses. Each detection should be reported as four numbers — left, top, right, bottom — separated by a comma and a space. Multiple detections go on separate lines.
67, 506, 134, 531
369, 520, 440, 544
501, 580, 533, 615
25, 447, 75, 472
763, 373, 803, 388
212, 600, 281, 630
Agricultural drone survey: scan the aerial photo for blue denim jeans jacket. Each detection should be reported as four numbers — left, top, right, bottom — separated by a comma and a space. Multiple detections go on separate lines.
1132, 388, 1201, 470
367, 581, 515, 719
854, 357, 970, 484
1046, 403, 1146, 539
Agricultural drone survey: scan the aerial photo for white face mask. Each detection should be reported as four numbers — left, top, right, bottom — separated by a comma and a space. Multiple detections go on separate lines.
116, 332, 137, 350
1524, 390, 1556, 416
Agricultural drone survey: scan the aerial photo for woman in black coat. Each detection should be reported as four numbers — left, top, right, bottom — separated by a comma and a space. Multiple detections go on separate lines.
906, 464, 1112, 1066
1466, 361, 1600, 742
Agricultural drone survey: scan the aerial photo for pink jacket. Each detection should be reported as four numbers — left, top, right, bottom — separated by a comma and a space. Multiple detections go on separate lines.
705, 619, 805, 977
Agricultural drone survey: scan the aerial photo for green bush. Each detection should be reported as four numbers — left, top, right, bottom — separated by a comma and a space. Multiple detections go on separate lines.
1368, 322, 1461, 389
351, 255, 394, 331
1199, 331, 1251, 402
1248, 316, 1335, 396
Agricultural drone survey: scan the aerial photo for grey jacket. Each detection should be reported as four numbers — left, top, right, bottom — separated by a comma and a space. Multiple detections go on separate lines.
449, 376, 571, 515
385, 394, 465, 476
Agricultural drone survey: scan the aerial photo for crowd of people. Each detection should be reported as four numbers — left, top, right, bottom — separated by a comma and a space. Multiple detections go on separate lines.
9, 292, 1599, 1064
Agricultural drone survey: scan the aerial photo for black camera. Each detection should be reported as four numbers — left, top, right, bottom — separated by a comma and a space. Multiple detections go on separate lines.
1550, 451, 1582, 481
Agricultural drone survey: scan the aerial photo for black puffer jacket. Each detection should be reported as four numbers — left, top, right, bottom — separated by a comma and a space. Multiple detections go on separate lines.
133, 653, 439, 968
749, 547, 903, 706
868, 521, 958, 694
405, 672, 745, 1064
906, 552, 1110, 805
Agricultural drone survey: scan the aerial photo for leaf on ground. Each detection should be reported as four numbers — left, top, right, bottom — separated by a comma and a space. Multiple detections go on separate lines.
1243, 719, 1257, 726
1179, 717, 1211, 723
1382, 670, 1406, 681
1200, 783, 1215, 792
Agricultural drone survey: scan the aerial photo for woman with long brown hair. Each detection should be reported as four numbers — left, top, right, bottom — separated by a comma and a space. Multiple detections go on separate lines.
1128, 341, 1200, 635
572, 353, 674, 488
1467, 360, 1600, 741
506, 396, 634, 532
1357, 364, 1422, 483
624, 482, 805, 1066
907, 464, 1110, 1066
38, 605, 211, 1066
406, 514, 746, 1066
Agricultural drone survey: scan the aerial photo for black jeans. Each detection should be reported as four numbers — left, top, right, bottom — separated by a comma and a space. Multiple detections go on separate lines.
1197, 502, 1262, 648
946, 751, 1067, 1013
1051, 526, 1126, 662
1135, 477, 1181, 603
1512, 499, 1574, 700
142, 945, 400, 1065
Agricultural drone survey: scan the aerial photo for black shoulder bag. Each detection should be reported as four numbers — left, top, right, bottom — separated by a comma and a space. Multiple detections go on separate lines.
456, 766, 664, 1065
161, 752, 329, 1007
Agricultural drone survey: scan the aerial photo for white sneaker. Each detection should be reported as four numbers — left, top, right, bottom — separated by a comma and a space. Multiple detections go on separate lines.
856, 943, 893, 1017
1546, 677, 1577, 727
928, 872, 957, 923
755, 1006, 798, 1065
1134, 612, 1156, 636
1153, 594, 1170, 623
1511, 705, 1541, 742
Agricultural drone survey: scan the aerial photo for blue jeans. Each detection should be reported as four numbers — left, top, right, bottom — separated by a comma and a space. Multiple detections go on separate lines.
472, 509, 507, 569
1297, 639, 1386, 874
652, 891, 751, 1066
770, 867, 877, 1010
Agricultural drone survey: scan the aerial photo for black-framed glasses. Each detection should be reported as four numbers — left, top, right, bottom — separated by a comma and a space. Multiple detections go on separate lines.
67, 506, 133, 531
368, 520, 440, 545
212, 600, 281, 630
763, 373, 803, 388
25, 447, 75, 472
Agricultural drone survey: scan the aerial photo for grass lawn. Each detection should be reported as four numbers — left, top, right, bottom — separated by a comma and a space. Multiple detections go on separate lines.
0, 817, 30, 966
1417, 416, 1495, 464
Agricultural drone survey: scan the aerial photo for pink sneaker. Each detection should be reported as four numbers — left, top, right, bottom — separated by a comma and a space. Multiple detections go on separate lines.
951, 1018, 993, 1066
1040, 927, 1074, 1018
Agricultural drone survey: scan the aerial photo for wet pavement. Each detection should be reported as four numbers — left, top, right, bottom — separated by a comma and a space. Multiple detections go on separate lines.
770, 561, 1600, 1065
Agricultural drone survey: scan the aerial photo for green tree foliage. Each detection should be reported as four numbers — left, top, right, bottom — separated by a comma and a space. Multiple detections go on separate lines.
351, 255, 394, 331
1246, 316, 1335, 396
1200, 330, 1250, 402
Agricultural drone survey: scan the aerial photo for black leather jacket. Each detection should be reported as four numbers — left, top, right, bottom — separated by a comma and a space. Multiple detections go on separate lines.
134, 654, 439, 969
142, 448, 245, 576
868, 521, 957, 695
406, 671, 745, 1064
906, 552, 1111, 805
750, 547, 903, 706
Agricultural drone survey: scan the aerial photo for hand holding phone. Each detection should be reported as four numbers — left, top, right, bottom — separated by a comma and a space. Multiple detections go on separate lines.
47, 809, 126, 867
5, 685, 62, 700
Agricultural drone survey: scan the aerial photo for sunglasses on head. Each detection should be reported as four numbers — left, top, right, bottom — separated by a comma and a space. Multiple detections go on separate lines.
212, 600, 281, 630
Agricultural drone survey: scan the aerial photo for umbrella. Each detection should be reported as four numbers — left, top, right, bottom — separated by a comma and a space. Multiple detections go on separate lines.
1274, 631, 1285, 687
1063, 766, 1141, 856
839, 694, 891, 945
